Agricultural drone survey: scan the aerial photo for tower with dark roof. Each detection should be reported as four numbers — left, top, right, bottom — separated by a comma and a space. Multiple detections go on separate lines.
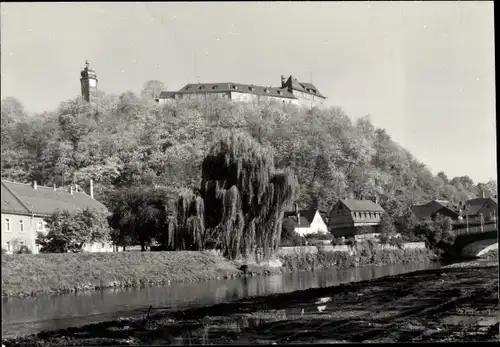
80, 60, 98, 103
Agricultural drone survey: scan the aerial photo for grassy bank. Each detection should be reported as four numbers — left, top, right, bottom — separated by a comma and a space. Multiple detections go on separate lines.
1, 245, 435, 298
280, 243, 436, 272
3, 261, 498, 345
1, 251, 247, 297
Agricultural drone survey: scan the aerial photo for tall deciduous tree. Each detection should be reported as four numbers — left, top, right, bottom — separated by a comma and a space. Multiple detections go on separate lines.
140, 80, 165, 100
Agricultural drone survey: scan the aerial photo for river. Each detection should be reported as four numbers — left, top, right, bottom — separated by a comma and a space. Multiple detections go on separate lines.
2, 260, 441, 338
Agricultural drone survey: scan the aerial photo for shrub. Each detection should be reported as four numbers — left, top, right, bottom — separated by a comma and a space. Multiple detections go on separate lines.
331, 236, 345, 246
1, 248, 7, 254
304, 232, 333, 241
16, 246, 32, 254
345, 237, 356, 247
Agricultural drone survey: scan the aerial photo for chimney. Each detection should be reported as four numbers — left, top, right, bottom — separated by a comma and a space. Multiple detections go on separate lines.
53, 183, 56, 191
70, 185, 74, 195
375, 196, 379, 205
482, 190, 485, 199
32, 181, 37, 190
90, 179, 94, 199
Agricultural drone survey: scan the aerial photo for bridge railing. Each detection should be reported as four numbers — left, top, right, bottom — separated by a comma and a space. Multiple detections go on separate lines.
452, 223, 498, 236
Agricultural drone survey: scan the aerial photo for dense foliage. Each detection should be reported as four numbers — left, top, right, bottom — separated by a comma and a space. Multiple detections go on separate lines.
36, 208, 111, 253
2, 93, 495, 216
1, 89, 496, 254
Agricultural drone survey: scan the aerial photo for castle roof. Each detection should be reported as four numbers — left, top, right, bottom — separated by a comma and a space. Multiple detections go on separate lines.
176, 82, 297, 99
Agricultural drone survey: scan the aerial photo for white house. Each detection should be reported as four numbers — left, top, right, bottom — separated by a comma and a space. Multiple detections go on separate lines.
283, 205, 329, 236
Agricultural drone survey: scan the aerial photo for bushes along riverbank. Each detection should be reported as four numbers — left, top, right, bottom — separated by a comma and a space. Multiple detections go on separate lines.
280, 242, 436, 272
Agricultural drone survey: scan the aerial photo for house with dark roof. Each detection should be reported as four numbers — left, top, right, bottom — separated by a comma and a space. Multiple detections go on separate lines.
411, 200, 462, 221
283, 204, 329, 236
156, 74, 326, 109
328, 199, 386, 239
461, 197, 498, 222
1, 180, 114, 254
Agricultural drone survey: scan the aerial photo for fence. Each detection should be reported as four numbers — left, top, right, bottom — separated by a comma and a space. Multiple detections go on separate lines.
453, 223, 498, 236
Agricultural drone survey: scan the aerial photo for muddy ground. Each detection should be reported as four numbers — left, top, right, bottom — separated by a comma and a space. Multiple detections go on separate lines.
3, 261, 499, 345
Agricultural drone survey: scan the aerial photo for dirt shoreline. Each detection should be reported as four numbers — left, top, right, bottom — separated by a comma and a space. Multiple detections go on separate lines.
3, 260, 498, 345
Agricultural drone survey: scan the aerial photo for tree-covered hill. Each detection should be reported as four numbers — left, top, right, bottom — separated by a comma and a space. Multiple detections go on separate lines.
1, 91, 496, 218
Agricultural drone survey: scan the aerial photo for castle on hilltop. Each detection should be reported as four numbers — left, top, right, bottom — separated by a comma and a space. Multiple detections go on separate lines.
156, 75, 327, 109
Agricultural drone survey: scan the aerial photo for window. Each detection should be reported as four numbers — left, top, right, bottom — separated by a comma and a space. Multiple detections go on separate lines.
5, 218, 11, 232
19, 220, 25, 233
36, 221, 44, 231
6, 241, 10, 252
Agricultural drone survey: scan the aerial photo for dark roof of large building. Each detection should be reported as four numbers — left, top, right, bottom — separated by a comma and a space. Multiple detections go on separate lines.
1, 180, 107, 216
158, 91, 176, 99
411, 200, 461, 220
285, 76, 326, 99
339, 199, 385, 212
175, 82, 298, 99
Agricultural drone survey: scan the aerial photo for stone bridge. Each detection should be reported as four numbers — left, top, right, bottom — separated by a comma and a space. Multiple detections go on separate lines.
451, 223, 498, 258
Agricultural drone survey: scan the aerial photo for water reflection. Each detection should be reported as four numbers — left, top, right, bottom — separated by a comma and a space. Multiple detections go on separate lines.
2, 261, 439, 337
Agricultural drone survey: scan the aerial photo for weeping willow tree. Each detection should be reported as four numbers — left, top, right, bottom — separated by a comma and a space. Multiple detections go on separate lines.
169, 189, 206, 250
174, 130, 297, 260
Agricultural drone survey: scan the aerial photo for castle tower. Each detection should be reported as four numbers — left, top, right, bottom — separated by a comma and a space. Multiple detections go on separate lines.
80, 60, 98, 102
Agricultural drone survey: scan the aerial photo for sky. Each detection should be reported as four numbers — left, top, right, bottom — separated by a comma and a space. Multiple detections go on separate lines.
1, 2, 496, 184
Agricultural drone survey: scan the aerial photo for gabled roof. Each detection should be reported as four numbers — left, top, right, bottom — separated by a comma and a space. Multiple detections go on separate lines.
1, 184, 31, 215
465, 197, 497, 207
283, 214, 311, 228
1, 180, 107, 216
462, 197, 497, 216
174, 82, 298, 99
285, 76, 326, 99
339, 199, 385, 212
411, 200, 461, 220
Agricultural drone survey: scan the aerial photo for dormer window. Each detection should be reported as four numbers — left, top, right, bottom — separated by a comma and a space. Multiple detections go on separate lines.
232, 85, 238, 90
212, 85, 218, 90
199, 86, 205, 90
277, 90, 282, 95
249, 86, 254, 91
264, 88, 269, 93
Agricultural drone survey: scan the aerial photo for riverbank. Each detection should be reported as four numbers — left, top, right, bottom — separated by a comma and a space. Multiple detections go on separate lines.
3, 260, 498, 345
2, 245, 436, 298
1, 251, 251, 298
